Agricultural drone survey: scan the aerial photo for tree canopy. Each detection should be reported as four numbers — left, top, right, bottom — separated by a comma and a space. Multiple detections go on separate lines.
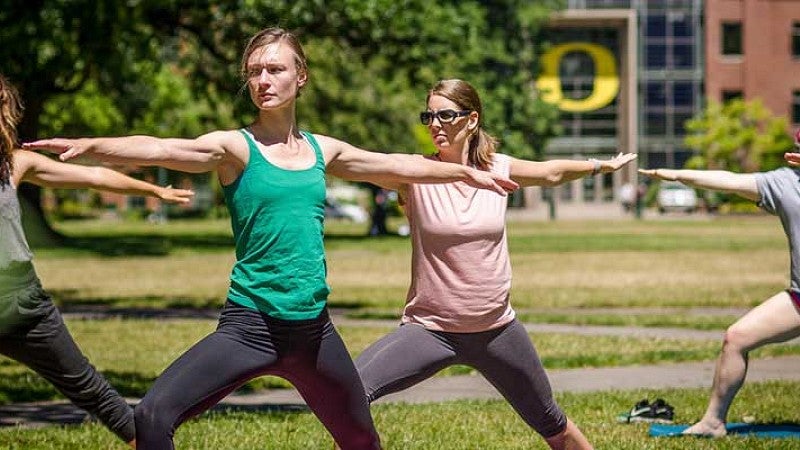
1, 0, 565, 243
683, 99, 793, 172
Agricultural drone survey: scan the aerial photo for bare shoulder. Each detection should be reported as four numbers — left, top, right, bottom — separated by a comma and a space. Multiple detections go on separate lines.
306, 133, 348, 163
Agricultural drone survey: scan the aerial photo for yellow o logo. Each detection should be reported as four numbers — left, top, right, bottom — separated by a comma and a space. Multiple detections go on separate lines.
536, 42, 620, 112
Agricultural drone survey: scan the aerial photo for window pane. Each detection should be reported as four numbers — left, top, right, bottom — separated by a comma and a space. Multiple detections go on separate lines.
722, 90, 743, 103
647, 44, 667, 69
722, 22, 743, 55
673, 82, 695, 107
793, 91, 800, 123
646, 82, 667, 108
647, 16, 667, 37
673, 113, 694, 135
646, 113, 667, 136
671, 12, 693, 37
793, 23, 800, 57
672, 44, 694, 68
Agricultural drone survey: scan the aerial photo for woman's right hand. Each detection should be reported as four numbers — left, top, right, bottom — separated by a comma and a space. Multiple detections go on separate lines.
23, 138, 88, 161
464, 168, 519, 195
638, 168, 678, 181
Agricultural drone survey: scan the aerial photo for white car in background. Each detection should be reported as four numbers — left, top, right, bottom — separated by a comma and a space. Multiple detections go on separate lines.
657, 181, 698, 214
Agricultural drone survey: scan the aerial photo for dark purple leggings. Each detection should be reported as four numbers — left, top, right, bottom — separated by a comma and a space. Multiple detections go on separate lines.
356, 320, 567, 438
134, 301, 380, 449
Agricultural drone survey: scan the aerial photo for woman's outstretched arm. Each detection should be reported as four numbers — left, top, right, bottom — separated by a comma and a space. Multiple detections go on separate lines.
509, 152, 637, 187
14, 150, 194, 204
319, 135, 519, 195
638, 168, 759, 202
23, 131, 236, 173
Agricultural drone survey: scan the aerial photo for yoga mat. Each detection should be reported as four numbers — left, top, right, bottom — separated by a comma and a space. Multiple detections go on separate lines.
650, 423, 800, 438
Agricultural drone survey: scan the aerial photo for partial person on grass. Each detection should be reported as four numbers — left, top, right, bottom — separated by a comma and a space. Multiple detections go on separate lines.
640, 154, 800, 437
25, 29, 517, 450
354, 79, 636, 450
0, 73, 193, 448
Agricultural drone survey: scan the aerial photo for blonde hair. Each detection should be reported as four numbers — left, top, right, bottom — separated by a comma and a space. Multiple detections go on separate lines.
0, 74, 22, 187
427, 79, 498, 170
240, 27, 308, 96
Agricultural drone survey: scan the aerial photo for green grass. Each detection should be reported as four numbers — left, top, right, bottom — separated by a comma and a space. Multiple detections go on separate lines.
2, 381, 799, 449
1, 317, 798, 404
3, 215, 799, 448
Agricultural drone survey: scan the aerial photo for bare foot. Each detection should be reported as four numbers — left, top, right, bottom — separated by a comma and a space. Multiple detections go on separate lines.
682, 421, 727, 437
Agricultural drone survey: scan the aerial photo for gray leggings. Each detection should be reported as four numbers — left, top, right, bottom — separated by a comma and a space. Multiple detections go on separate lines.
355, 320, 567, 438
0, 264, 134, 442
135, 300, 380, 450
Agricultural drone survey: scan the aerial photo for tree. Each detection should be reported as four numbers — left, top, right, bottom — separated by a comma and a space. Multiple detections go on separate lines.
684, 99, 793, 172
3, 0, 565, 242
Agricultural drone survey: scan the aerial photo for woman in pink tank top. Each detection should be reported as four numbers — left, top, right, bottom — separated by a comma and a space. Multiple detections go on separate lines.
356, 79, 636, 450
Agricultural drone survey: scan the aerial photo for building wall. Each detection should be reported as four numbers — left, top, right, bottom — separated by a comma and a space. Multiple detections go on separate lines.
706, 0, 800, 125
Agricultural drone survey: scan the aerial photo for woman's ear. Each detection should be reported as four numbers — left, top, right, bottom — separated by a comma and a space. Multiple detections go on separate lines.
468, 111, 480, 132
297, 68, 308, 89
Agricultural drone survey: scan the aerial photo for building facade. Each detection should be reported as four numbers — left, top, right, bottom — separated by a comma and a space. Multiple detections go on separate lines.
530, 0, 800, 210
705, 0, 800, 124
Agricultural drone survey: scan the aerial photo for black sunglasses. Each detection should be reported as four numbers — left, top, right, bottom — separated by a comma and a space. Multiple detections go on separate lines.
419, 109, 472, 125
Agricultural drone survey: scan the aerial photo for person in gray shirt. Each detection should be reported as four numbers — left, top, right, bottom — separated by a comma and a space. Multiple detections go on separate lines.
640, 160, 800, 437
0, 73, 193, 447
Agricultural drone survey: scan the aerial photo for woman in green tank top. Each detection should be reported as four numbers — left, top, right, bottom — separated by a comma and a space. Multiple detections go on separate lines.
27, 28, 517, 449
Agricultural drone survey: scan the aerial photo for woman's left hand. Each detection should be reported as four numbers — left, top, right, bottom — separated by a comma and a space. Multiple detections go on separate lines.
599, 152, 638, 173
158, 186, 195, 204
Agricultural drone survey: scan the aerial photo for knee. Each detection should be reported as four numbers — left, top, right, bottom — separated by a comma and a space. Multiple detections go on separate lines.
722, 324, 754, 353
134, 398, 174, 438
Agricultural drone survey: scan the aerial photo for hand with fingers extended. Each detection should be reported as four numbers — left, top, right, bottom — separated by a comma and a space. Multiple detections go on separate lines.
598, 152, 638, 173
463, 168, 519, 195
23, 138, 88, 161
638, 168, 678, 181
785, 129, 800, 167
158, 186, 195, 205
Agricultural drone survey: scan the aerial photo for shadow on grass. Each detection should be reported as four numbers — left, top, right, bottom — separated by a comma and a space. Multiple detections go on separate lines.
60, 232, 401, 257
64, 233, 236, 256
0, 400, 309, 429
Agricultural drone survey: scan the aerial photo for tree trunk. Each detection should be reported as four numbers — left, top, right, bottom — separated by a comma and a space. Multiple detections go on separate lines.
16, 94, 64, 248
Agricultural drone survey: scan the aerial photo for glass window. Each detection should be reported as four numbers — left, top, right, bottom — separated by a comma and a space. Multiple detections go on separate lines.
673, 113, 694, 135
646, 113, 668, 136
672, 44, 694, 69
646, 82, 667, 108
793, 23, 800, 57
670, 12, 693, 38
647, 16, 667, 38
647, 44, 667, 69
722, 90, 743, 103
673, 82, 695, 107
722, 22, 743, 56
792, 91, 800, 124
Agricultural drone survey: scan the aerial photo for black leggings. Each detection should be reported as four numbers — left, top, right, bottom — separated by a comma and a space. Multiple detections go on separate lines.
356, 320, 567, 438
0, 267, 134, 442
134, 300, 380, 450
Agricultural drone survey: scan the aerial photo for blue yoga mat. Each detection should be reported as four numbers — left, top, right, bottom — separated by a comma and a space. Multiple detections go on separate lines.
650, 423, 800, 438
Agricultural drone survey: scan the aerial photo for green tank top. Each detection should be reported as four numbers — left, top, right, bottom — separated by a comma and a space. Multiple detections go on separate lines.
223, 129, 330, 320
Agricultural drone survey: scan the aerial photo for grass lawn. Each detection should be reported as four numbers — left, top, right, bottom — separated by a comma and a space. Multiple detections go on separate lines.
1, 317, 798, 404
1, 381, 798, 449
2, 215, 794, 448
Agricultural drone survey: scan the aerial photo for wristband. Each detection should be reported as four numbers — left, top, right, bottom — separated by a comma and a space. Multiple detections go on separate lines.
589, 158, 601, 176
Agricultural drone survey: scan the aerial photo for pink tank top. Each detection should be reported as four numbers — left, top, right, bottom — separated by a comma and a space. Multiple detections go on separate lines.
401, 153, 515, 333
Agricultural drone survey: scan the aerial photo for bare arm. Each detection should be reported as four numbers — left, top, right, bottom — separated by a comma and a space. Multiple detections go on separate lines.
638, 168, 759, 202
320, 136, 519, 195
23, 131, 235, 173
13, 150, 194, 204
510, 152, 637, 187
